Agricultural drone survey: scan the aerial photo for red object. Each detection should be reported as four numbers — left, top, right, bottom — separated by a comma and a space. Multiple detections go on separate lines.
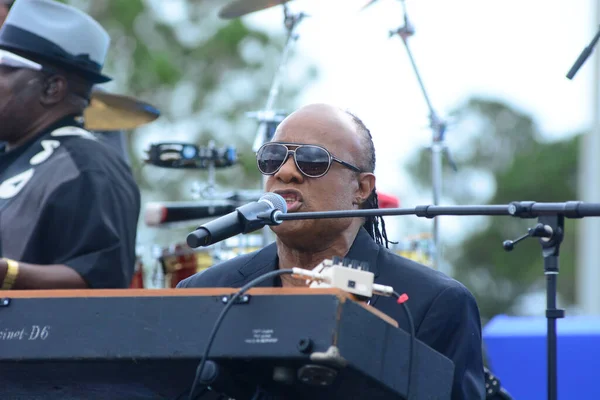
129, 258, 145, 288
169, 244, 198, 288
397, 293, 409, 304
171, 268, 196, 288
377, 192, 400, 208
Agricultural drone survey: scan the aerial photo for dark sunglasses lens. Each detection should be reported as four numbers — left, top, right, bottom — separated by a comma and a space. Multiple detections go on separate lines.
295, 146, 330, 177
257, 144, 288, 174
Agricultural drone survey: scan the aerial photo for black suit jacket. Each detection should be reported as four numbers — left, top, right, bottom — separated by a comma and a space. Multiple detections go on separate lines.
178, 228, 486, 400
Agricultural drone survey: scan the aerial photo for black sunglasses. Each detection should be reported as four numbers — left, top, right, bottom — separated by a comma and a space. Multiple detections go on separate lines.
256, 142, 362, 178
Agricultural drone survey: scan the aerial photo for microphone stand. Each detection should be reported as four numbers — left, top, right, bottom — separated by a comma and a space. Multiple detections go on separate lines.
264, 200, 600, 400
503, 216, 564, 400
566, 24, 600, 79
387, 0, 457, 274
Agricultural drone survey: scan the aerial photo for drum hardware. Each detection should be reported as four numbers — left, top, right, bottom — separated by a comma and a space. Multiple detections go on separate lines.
220, 1, 307, 248
144, 141, 237, 170
363, 0, 457, 274
220, 189, 264, 204
245, 110, 288, 145
248, 5, 306, 153
83, 87, 160, 131
218, 0, 293, 20
143, 139, 238, 202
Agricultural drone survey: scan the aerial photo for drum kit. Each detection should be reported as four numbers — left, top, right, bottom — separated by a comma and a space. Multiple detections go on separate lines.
88, 0, 440, 289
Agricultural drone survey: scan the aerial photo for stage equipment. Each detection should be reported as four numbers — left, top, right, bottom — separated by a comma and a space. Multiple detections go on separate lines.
362, 0, 457, 274
566, 24, 600, 79
244, 199, 600, 400
0, 288, 453, 400
84, 88, 160, 131
144, 141, 237, 170
220, 0, 306, 247
218, 0, 292, 20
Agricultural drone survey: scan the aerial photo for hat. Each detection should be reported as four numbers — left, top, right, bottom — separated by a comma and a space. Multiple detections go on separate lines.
0, 0, 111, 83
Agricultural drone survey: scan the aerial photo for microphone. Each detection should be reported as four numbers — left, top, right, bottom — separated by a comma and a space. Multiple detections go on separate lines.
144, 202, 236, 226
186, 192, 287, 248
566, 25, 600, 80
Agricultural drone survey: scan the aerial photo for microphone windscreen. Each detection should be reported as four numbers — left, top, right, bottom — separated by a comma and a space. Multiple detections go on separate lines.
260, 192, 287, 213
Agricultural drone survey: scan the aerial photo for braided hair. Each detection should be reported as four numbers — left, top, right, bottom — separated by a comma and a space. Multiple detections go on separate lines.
345, 111, 394, 248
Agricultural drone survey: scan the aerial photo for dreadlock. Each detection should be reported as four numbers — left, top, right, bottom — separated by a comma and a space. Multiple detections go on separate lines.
345, 110, 395, 249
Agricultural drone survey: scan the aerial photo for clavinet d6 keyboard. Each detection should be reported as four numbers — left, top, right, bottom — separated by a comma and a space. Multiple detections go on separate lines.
0, 288, 454, 400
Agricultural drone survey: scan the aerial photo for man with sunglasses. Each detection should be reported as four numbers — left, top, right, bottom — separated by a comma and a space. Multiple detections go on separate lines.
178, 104, 485, 399
0, 0, 140, 289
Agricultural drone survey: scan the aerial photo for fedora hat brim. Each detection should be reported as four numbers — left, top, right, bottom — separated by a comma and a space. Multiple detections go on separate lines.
0, 25, 111, 83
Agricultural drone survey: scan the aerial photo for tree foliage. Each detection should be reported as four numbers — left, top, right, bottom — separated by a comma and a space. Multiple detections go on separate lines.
406, 97, 580, 321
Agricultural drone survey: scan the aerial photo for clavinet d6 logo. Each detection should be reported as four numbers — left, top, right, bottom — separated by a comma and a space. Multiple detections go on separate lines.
0, 325, 51, 341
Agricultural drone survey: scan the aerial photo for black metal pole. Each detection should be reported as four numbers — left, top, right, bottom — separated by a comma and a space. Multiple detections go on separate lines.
537, 215, 565, 400
268, 201, 600, 223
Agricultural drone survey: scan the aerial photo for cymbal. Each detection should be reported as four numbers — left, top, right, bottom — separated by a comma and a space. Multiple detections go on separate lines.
84, 90, 161, 131
218, 0, 291, 19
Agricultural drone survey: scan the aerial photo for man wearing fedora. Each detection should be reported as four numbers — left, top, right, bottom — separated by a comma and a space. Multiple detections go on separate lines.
0, 0, 140, 289
0, 1, 135, 167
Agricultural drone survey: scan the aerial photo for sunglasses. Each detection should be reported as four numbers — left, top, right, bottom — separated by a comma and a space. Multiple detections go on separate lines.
256, 142, 362, 178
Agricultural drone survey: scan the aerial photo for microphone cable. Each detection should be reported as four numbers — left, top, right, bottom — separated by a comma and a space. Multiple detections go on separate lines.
187, 269, 294, 400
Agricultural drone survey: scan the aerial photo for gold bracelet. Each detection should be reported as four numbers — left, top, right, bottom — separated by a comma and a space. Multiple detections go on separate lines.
1, 258, 19, 290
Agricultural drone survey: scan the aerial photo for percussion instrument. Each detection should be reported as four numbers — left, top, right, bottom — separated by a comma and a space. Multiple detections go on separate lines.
84, 88, 161, 131
144, 142, 237, 170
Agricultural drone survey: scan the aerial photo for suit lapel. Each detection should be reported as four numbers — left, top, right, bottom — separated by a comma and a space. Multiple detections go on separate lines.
345, 228, 381, 278
232, 242, 279, 287
346, 228, 384, 306
232, 228, 383, 297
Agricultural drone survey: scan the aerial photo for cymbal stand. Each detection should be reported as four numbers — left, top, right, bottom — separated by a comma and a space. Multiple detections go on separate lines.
249, 4, 306, 247
388, 0, 457, 274
251, 4, 306, 152
191, 140, 218, 201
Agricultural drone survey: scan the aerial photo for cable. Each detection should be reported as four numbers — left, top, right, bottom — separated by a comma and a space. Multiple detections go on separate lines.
392, 291, 415, 400
187, 269, 295, 400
